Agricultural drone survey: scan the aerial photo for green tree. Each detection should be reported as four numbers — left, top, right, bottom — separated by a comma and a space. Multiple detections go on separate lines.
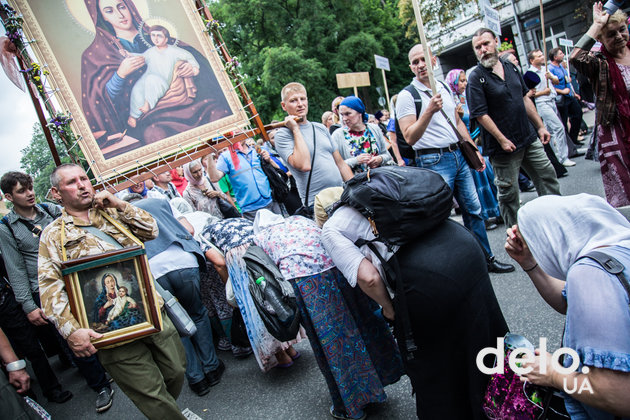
398, 0, 478, 45
211, 0, 415, 121
20, 123, 70, 201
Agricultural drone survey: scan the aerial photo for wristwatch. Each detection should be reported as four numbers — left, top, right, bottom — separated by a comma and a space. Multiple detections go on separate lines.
5, 359, 26, 372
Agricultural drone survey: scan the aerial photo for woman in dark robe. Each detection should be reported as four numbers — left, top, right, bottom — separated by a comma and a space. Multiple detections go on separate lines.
93, 272, 144, 331
81, 0, 232, 157
323, 205, 509, 419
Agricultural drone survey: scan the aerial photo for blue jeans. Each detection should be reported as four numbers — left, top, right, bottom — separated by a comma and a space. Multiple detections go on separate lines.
156, 267, 219, 384
415, 149, 492, 258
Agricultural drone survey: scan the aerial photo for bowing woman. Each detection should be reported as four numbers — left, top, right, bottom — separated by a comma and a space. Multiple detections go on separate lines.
81, 0, 231, 155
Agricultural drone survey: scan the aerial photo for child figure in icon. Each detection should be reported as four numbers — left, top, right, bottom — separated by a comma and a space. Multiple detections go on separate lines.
106, 286, 138, 325
93, 273, 145, 333
127, 25, 200, 128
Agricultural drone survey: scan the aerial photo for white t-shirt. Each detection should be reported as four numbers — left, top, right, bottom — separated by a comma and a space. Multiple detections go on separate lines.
395, 78, 459, 149
148, 244, 199, 279
321, 206, 397, 290
527, 65, 557, 105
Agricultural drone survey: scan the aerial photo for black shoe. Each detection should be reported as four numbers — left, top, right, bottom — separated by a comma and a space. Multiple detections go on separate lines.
487, 257, 515, 274
488, 216, 504, 226
95, 385, 114, 413
231, 345, 253, 359
520, 181, 535, 193
189, 378, 211, 396
205, 359, 225, 387
45, 388, 73, 404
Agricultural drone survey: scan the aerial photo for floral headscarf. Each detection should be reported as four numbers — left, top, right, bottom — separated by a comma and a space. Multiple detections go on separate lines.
445, 69, 465, 96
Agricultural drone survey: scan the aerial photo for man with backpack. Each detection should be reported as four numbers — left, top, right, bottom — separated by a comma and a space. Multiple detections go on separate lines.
0, 171, 114, 412
396, 44, 514, 273
466, 28, 560, 229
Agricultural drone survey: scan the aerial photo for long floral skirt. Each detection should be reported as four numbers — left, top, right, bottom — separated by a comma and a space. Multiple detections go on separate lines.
290, 268, 404, 417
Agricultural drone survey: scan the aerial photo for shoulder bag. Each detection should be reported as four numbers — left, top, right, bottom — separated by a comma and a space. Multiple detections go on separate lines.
293, 125, 317, 218
419, 86, 484, 171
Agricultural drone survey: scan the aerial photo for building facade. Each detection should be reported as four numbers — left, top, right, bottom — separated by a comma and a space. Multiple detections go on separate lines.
431, 0, 591, 77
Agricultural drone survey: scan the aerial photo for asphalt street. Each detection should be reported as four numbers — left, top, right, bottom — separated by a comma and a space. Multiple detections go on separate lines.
28, 111, 602, 420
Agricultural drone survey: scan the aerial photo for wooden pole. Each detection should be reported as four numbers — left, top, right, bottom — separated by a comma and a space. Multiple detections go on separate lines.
15, 52, 62, 166
411, 0, 437, 94
197, 1, 270, 141
353, 86, 358, 97
539, 0, 547, 73
381, 68, 390, 111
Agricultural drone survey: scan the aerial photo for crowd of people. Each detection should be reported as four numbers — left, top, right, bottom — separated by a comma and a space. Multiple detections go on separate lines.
1, 2, 630, 419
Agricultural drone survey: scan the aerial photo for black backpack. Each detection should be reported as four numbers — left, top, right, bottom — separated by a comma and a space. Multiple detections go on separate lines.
243, 245, 301, 342
335, 166, 453, 361
260, 158, 290, 203
394, 85, 421, 160
337, 166, 453, 246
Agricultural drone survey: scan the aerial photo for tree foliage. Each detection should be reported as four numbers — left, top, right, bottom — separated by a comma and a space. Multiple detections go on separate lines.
211, 0, 421, 121
20, 124, 70, 200
398, 0, 478, 42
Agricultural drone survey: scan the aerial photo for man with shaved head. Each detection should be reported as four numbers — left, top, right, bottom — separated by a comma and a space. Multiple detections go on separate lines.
395, 43, 514, 274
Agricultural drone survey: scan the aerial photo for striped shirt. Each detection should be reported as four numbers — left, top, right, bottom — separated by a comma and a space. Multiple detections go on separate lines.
0, 204, 61, 314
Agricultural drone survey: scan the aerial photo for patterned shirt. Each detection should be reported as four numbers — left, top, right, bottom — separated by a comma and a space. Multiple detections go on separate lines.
254, 216, 334, 279
38, 203, 158, 339
570, 35, 620, 128
0, 204, 61, 314
149, 182, 181, 200
182, 184, 224, 220
200, 217, 253, 255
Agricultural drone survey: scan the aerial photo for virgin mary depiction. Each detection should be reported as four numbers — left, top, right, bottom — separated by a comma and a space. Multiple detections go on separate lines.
81, 0, 232, 158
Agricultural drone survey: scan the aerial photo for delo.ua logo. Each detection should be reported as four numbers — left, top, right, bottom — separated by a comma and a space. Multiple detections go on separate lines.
476, 336, 593, 395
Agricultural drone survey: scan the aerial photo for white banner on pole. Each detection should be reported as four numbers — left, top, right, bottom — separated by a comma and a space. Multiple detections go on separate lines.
374, 55, 390, 71
483, 4, 502, 36
558, 38, 574, 47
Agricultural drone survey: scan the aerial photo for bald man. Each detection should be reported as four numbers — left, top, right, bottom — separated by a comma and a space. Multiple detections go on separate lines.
395, 43, 514, 274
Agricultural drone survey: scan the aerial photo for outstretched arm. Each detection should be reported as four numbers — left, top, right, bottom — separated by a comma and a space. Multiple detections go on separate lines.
356, 259, 395, 320
524, 96, 550, 144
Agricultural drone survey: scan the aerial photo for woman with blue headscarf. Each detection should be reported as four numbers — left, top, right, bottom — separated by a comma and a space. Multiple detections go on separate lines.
331, 96, 393, 173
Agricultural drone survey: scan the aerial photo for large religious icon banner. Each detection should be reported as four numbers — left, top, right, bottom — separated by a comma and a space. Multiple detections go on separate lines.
10, 0, 248, 180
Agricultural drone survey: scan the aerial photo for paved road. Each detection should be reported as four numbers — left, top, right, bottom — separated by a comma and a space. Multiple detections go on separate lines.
31, 112, 603, 419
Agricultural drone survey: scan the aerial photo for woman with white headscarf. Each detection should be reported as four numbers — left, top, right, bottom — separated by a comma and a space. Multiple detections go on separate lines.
183, 159, 236, 219
505, 194, 630, 419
